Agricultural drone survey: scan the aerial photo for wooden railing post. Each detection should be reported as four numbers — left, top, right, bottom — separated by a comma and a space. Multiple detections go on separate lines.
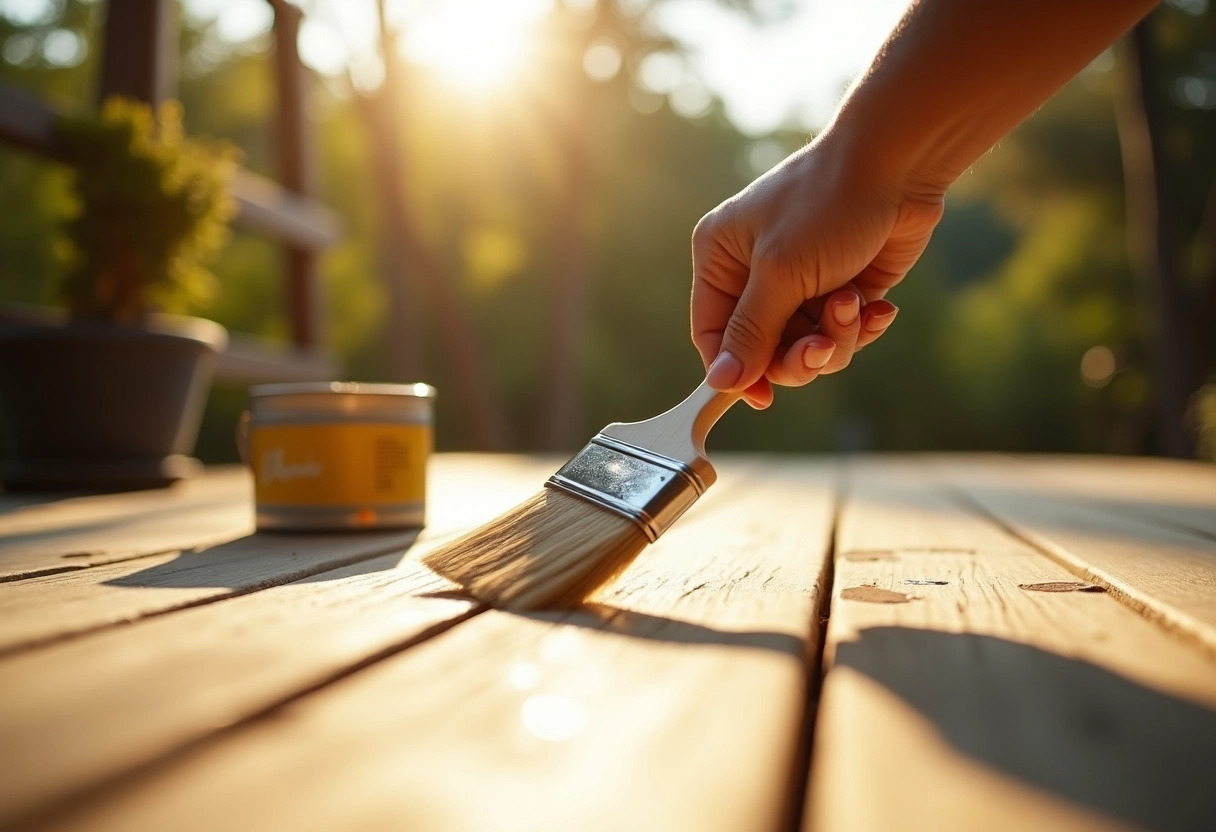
270, 0, 324, 351
98, 0, 174, 107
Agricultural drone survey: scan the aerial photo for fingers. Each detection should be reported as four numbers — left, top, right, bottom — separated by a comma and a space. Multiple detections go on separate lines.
705, 263, 805, 393
765, 291, 898, 388
814, 288, 862, 375
692, 213, 778, 410
690, 213, 749, 371
742, 377, 774, 410
857, 299, 898, 349
765, 334, 836, 387
706, 354, 774, 409
691, 188, 920, 401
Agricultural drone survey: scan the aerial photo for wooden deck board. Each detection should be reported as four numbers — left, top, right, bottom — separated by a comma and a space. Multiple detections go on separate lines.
32, 459, 836, 832
0, 530, 422, 653
806, 460, 1216, 832
0, 554, 474, 827
1011, 454, 1216, 539
0, 456, 558, 823
938, 456, 1216, 657
4, 453, 1214, 832
0, 457, 553, 653
0, 468, 253, 581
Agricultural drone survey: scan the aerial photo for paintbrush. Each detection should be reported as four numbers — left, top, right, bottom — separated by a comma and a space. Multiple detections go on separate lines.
422, 379, 740, 610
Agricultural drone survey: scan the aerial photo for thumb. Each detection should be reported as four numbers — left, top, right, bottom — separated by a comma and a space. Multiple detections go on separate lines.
706, 267, 804, 392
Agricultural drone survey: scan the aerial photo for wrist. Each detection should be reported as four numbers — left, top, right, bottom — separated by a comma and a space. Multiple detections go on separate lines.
808, 112, 953, 208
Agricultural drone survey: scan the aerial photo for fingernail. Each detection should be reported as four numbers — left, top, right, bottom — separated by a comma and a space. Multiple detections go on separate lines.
706, 351, 744, 390
864, 306, 898, 333
802, 339, 835, 371
833, 294, 860, 326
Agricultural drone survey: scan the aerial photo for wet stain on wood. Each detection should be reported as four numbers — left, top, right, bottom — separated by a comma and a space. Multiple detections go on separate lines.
1018, 581, 1106, 593
841, 586, 917, 604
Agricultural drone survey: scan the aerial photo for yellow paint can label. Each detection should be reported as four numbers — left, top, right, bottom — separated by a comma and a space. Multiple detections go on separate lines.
250, 422, 431, 508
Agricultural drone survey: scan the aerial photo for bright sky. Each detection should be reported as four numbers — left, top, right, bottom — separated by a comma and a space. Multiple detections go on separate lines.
652, 0, 907, 133
0, 0, 910, 135
178, 0, 909, 135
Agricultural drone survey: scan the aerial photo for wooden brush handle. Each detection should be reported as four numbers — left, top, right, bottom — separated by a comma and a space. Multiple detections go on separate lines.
599, 379, 742, 489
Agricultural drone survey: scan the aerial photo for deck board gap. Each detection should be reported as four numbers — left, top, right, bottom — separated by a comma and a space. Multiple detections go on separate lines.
0, 545, 214, 584
0, 564, 86, 583
783, 460, 843, 832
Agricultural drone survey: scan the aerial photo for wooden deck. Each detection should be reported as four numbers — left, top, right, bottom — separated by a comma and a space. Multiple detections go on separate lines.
1, 454, 1214, 831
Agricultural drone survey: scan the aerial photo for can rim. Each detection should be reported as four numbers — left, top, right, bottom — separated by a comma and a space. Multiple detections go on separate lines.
249, 381, 437, 399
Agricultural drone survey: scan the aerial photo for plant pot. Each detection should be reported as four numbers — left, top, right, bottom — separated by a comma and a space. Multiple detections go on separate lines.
0, 315, 227, 491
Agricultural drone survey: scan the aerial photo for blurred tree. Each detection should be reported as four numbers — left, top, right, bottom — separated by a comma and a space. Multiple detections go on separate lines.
1113, 1, 1216, 457
2, 0, 1213, 462
298, 0, 513, 450
0, 0, 102, 308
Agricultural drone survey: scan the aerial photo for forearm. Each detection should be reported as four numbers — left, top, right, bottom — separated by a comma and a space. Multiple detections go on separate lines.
823, 0, 1159, 196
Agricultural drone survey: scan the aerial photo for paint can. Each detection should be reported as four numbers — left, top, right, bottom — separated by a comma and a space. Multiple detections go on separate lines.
243, 382, 436, 531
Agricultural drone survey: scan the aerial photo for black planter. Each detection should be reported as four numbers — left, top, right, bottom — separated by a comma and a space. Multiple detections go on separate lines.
0, 316, 227, 491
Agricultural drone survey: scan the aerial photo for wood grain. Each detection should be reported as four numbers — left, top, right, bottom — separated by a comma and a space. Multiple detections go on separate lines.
0, 468, 253, 581
0, 555, 474, 827
0, 456, 552, 654
806, 459, 1216, 832
938, 456, 1216, 657
1011, 454, 1216, 539
0, 456, 556, 824
34, 459, 836, 832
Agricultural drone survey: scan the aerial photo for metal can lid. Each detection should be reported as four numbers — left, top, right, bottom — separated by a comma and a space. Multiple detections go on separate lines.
248, 381, 437, 423
249, 381, 436, 399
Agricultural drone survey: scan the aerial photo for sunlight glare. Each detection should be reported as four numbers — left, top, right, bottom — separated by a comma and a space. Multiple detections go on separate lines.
521, 695, 586, 742
401, 1, 545, 92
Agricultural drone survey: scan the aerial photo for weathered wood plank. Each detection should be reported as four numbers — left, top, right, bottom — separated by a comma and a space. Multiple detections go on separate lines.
0, 555, 473, 827
0, 456, 551, 652
1010, 454, 1216, 539
33, 459, 834, 832
0, 468, 253, 581
938, 456, 1216, 657
0, 456, 559, 824
806, 459, 1216, 832
0, 531, 414, 654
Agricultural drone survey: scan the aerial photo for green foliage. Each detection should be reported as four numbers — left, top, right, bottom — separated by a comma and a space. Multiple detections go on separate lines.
56, 96, 239, 323
4, 0, 1214, 460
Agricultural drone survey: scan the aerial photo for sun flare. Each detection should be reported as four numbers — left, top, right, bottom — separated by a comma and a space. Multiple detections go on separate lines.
401, 1, 541, 92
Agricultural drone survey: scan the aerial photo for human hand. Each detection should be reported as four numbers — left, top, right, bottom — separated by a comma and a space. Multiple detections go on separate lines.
691, 129, 944, 408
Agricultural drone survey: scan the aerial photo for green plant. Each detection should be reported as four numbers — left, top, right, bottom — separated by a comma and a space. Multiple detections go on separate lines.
57, 96, 239, 324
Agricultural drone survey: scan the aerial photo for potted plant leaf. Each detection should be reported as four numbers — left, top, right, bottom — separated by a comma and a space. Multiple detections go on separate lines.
0, 97, 238, 490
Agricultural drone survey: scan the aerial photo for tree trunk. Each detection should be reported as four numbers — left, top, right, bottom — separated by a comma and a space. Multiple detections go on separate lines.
540, 115, 593, 450
1113, 20, 1197, 457
536, 64, 601, 451
1192, 176, 1216, 384
355, 90, 427, 383
353, 0, 510, 450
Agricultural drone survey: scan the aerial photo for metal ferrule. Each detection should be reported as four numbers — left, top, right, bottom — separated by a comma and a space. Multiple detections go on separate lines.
544, 435, 706, 542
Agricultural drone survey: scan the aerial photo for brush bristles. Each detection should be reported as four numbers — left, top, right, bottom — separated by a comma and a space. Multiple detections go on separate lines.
421, 488, 650, 610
